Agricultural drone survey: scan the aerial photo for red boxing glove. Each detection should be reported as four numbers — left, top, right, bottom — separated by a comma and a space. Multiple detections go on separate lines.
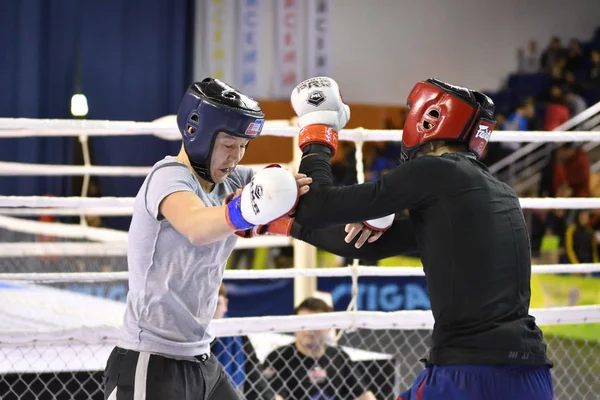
235, 215, 295, 238
298, 125, 340, 156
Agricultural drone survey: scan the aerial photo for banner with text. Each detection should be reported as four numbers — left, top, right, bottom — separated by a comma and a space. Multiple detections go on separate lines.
306, 0, 331, 78
236, 0, 262, 96
204, 0, 235, 82
273, 0, 303, 98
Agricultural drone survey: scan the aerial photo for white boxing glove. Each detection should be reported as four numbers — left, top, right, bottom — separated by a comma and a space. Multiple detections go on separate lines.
225, 167, 299, 231
290, 77, 350, 156
363, 214, 395, 232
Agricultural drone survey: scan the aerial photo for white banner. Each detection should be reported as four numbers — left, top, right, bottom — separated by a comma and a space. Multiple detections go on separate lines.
306, 0, 331, 78
273, 0, 303, 98
204, 0, 235, 82
236, 0, 262, 96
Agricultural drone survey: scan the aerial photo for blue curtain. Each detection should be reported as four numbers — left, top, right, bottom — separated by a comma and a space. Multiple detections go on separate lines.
0, 0, 81, 196
0, 0, 194, 229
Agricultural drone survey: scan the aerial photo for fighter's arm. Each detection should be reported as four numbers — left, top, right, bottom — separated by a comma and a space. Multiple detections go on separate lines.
291, 216, 418, 262
290, 77, 436, 229
294, 151, 436, 229
160, 192, 234, 245
149, 164, 300, 246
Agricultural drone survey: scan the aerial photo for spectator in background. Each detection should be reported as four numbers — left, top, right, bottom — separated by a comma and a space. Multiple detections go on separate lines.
565, 210, 598, 264
263, 297, 376, 400
330, 141, 357, 186
482, 102, 533, 166
562, 70, 585, 97
564, 39, 585, 76
518, 40, 540, 73
212, 284, 276, 400
363, 143, 392, 182
565, 88, 588, 118
586, 50, 600, 88
552, 143, 591, 198
544, 85, 570, 131
540, 37, 567, 75
546, 209, 568, 263
503, 100, 535, 132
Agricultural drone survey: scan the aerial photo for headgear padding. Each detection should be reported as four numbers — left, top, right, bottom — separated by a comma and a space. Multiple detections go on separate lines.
177, 78, 265, 182
401, 78, 496, 162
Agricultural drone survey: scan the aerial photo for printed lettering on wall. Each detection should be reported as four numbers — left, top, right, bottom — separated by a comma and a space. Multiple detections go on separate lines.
204, 0, 235, 82
237, 0, 261, 95
273, 0, 303, 98
306, 0, 331, 78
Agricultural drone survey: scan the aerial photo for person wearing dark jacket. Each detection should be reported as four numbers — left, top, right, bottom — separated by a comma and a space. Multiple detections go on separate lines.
248, 77, 554, 399
565, 210, 599, 264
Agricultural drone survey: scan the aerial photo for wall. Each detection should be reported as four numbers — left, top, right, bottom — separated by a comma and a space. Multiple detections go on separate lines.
193, 0, 600, 104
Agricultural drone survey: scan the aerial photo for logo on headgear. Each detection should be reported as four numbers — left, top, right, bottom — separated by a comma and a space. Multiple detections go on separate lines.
475, 124, 492, 142
245, 119, 264, 137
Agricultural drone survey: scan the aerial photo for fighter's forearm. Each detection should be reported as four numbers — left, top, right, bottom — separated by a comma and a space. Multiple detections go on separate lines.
291, 218, 418, 261
294, 151, 391, 229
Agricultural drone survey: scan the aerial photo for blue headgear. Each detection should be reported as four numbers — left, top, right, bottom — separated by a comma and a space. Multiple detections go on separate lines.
177, 78, 265, 182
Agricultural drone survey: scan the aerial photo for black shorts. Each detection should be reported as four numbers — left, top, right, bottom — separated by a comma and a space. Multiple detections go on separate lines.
103, 347, 240, 400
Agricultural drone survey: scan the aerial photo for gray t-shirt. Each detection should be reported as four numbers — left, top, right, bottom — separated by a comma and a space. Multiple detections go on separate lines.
118, 156, 254, 358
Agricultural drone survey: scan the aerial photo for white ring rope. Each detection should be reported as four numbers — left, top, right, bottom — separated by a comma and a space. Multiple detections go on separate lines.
1, 306, 598, 344
0, 197, 135, 208
1, 196, 600, 211
0, 162, 291, 176
0, 215, 290, 248
0, 215, 128, 243
0, 207, 134, 216
3, 118, 600, 142
1, 264, 598, 282
0, 162, 151, 177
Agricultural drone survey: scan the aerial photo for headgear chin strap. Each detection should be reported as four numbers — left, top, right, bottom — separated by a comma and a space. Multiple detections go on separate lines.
400, 78, 496, 163
177, 78, 265, 182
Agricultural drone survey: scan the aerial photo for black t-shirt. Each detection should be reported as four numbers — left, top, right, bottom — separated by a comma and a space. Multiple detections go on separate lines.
263, 344, 367, 400
293, 150, 552, 367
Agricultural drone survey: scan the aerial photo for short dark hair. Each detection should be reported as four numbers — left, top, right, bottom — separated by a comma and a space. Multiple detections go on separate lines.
295, 297, 333, 314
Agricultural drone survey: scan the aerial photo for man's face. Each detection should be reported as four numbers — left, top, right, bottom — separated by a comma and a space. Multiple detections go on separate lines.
210, 132, 249, 183
295, 309, 330, 351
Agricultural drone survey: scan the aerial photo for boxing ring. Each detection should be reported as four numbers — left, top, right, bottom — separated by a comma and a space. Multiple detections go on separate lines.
0, 117, 600, 399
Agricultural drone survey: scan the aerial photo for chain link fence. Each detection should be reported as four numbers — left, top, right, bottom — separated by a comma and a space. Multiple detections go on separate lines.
0, 230, 598, 398
0, 324, 599, 399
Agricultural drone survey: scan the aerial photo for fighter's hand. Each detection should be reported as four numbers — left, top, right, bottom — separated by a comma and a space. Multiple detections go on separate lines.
225, 167, 299, 231
243, 173, 311, 239
295, 173, 312, 196
344, 214, 395, 249
290, 77, 350, 156
345, 223, 381, 248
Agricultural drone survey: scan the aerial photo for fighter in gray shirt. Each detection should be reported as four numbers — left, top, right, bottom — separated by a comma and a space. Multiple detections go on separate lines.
103, 78, 310, 400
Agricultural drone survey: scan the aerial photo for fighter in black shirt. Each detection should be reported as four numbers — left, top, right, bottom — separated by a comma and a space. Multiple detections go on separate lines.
255, 77, 554, 399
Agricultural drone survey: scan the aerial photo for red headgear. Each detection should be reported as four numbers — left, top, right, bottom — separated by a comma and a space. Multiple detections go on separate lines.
400, 78, 496, 162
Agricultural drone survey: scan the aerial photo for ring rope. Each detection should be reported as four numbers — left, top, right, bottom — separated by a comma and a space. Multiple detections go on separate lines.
1, 264, 598, 282
1, 196, 599, 210
2, 118, 600, 142
1, 306, 598, 344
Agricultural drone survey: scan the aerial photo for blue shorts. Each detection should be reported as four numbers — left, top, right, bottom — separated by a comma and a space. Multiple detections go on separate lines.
398, 365, 553, 400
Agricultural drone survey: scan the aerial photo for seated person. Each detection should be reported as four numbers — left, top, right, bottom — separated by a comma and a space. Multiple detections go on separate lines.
263, 297, 376, 400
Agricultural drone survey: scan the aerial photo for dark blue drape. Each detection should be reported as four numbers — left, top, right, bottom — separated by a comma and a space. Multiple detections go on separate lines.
0, 0, 81, 196
0, 0, 194, 228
